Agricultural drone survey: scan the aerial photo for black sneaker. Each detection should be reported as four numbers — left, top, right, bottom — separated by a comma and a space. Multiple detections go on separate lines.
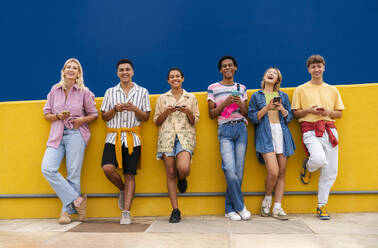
177, 177, 187, 193
169, 208, 181, 223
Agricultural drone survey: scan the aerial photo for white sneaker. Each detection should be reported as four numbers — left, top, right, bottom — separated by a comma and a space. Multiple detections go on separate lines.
238, 206, 251, 220
272, 207, 289, 220
118, 190, 124, 210
120, 210, 131, 225
260, 198, 271, 217
225, 211, 241, 221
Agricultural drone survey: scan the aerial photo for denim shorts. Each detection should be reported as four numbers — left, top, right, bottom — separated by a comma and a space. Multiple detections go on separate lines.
157, 135, 192, 159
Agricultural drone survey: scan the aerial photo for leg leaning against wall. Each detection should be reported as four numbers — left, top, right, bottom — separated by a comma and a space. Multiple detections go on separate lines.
318, 128, 339, 205
64, 129, 86, 213
41, 128, 84, 214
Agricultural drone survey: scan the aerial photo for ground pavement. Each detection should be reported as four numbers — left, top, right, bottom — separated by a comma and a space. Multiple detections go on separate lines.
0, 213, 377, 248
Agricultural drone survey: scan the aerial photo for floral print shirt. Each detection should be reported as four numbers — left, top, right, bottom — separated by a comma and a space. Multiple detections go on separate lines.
153, 89, 200, 153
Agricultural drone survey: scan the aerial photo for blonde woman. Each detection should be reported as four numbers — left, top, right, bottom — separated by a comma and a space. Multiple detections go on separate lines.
248, 68, 295, 220
41, 58, 98, 224
154, 68, 199, 223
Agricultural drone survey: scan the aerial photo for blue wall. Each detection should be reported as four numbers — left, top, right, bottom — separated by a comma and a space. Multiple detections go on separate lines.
1, 0, 377, 101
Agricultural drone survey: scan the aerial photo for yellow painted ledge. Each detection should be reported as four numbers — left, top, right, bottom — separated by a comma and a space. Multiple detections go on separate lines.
1, 83, 378, 218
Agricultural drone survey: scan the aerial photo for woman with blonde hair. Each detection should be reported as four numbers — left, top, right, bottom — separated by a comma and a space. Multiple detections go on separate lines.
41, 58, 98, 224
248, 67, 295, 220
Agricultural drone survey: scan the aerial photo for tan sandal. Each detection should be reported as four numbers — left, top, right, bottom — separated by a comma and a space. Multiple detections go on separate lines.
74, 195, 87, 221
58, 212, 71, 225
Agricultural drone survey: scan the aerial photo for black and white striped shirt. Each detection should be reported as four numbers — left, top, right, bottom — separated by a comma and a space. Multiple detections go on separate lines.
100, 82, 151, 147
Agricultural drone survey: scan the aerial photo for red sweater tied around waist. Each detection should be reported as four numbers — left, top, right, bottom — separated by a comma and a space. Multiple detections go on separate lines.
301, 121, 338, 156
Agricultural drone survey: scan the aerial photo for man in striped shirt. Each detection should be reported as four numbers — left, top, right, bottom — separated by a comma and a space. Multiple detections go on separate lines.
100, 59, 151, 224
207, 55, 251, 221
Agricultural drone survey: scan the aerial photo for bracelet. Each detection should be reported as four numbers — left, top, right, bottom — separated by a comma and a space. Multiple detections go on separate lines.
56, 113, 60, 120
282, 109, 288, 117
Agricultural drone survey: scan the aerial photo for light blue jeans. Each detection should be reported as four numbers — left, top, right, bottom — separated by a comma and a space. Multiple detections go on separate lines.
41, 128, 86, 214
218, 121, 248, 214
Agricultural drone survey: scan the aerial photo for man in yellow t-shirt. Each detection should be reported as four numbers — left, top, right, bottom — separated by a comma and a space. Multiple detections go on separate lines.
291, 55, 345, 220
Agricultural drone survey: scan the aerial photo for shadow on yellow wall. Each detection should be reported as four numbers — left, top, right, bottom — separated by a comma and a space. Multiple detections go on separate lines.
0, 84, 377, 218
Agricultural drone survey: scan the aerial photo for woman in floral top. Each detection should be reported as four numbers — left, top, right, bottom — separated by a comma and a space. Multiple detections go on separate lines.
153, 68, 200, 223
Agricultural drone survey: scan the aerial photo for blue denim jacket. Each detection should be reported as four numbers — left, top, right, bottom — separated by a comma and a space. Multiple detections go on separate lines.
248, 90, 296, 164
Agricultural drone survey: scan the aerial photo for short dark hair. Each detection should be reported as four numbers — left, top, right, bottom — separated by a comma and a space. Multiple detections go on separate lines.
218, 55, 238, 70
167, 68, 184, 80
117, 59, 134, 70
306, 55, 325, 68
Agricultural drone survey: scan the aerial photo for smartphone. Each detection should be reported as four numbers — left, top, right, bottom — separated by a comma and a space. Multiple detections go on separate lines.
273, 97, 281, 103
62, 110, 70, 115
175, 106, 180, 109
231, 91, 239, 96
316, 107, 324, 111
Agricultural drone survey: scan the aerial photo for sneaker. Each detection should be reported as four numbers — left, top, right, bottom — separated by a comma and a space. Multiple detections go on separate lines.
177, 177, 188, 193
317, 206, 331, 220
74, 194, 87, 222
300, 158, 311, 184
120, 210, 132, 224
237, 206, 251, 220
260, 198, 271, 217
58, 212, 71, 225
272, 207, 289, 220
169, 208, 181, 223
118, 190, 125, 210
225, 211, 242, 221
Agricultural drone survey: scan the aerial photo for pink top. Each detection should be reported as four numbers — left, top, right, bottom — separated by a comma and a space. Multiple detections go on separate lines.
207, 82, 248, 125
43, 84, 98, 148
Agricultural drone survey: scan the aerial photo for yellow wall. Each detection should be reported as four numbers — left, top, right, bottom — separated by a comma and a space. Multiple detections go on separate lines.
1, 84, 378, 218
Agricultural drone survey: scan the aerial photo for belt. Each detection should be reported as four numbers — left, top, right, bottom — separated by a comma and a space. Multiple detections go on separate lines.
226, 119, 244, 124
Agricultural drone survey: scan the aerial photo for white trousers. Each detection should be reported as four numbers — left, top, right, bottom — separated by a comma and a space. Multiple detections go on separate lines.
303, 128, 338, 205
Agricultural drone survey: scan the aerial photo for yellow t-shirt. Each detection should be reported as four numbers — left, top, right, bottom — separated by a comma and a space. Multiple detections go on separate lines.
291, 81, 345, 122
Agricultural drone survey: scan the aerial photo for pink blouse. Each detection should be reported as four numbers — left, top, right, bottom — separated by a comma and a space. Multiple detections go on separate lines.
43, 84, 98, 148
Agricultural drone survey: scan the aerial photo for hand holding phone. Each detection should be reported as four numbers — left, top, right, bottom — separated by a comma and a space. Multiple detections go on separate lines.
175, 106, 187, 113
273, 97, 281, 103
58, 110, 70, 120
61, 110, 71, 118
315, 107, 325, 111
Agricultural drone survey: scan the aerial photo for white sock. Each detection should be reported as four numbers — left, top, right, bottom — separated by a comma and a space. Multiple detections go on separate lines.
318, 203, 325, 208
273, 202, 281, 209
264, 195, 272, 203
